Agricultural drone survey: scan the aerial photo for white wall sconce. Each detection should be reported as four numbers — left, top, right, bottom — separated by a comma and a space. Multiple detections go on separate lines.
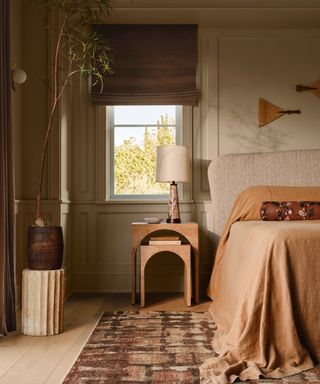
11, 65, 27, 91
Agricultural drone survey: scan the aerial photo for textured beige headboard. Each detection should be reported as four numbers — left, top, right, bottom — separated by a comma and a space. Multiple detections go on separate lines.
208, 149, 320, 236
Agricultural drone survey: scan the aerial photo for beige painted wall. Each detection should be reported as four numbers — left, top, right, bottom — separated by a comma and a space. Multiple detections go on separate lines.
218, 35, 320, 154
12, 2, 320, 297
11, 1, 72, 300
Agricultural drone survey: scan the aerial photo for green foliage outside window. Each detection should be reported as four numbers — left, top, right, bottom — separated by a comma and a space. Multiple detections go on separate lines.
114, 115, 175, 195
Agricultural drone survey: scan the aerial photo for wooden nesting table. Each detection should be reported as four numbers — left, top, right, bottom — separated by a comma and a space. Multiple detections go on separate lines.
131, 222, 199, 306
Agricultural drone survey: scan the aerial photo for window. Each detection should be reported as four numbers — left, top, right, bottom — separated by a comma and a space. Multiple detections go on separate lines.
108, 105, 182, 197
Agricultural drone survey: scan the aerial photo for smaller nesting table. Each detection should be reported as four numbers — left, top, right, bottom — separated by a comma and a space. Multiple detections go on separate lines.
140, 244, 192, 307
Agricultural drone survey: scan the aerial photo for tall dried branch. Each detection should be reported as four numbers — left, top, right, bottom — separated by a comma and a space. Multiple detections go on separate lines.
28, 0, 113, 225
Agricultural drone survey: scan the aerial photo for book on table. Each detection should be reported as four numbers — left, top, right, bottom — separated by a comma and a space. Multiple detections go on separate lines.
148, 236, 181, 245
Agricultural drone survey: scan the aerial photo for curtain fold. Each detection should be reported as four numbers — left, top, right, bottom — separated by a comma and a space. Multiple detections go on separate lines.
0, 0, 16, 336
92, 24, 198, 105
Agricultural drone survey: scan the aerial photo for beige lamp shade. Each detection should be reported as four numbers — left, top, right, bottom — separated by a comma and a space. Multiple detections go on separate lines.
156, 145, 190, 183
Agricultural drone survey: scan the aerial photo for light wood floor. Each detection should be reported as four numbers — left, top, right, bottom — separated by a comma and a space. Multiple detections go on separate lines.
0, 293, 211, 384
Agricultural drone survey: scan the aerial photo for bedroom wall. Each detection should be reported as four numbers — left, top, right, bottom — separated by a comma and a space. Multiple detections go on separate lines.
12, 2, 73, 301
13, 1, 320, 297
218, 34, 320, 154
194, 28, 320, 286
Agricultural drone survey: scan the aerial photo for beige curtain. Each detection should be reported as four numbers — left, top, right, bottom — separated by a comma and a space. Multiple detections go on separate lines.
92, 24, 198, 105
0, 0, 16, 336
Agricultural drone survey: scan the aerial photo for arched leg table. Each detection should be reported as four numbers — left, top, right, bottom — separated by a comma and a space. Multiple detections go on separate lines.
140, 244, 192, 307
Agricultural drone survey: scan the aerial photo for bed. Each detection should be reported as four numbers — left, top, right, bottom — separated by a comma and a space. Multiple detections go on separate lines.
200, 149, 320, 383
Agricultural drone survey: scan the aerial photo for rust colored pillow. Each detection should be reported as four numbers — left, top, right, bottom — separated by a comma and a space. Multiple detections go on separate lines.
260, 201, 320, 221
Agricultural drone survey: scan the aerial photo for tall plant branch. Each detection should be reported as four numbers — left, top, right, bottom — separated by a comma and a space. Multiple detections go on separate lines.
35, 16, 68, 225
32, 0, 113, 226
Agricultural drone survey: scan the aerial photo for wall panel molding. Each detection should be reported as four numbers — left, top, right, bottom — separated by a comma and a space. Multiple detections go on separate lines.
79, 79, 89, 194
218, 34, 320, 155
77, 212, 89, 266
193, 202, 216, 292
193, 31, 219, 202
17, 16, 320, 296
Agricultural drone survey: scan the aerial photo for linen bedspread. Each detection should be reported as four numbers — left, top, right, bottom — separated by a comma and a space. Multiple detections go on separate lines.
201, 186, 320, 383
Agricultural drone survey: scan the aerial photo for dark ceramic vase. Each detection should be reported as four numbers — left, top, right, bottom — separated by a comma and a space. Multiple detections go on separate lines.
27, 225, 64, 270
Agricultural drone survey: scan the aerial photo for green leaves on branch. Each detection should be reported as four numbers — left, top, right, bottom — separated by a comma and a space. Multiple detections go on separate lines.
29, 0, 113, 224
29, 0, 113, 91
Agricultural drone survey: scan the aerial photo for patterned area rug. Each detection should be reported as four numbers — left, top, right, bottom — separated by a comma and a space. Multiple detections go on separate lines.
63, 311, 320, 383
64, 311, 216, 383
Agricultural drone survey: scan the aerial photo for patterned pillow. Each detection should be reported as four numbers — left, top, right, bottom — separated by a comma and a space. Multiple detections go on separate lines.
260, 201, 320, 221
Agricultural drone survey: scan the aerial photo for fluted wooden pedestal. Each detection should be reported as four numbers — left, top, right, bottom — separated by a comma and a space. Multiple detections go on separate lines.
22, 269, 64, 336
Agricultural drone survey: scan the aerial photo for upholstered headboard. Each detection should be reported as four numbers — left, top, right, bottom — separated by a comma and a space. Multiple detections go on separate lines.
208, 149, 320, 236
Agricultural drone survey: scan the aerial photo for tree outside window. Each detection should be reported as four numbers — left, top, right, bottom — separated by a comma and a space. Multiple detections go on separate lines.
109, 106, 181, 197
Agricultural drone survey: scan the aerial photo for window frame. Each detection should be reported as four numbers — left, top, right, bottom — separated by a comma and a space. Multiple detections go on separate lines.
108, 105, 183, 200
95, 104, 192, 204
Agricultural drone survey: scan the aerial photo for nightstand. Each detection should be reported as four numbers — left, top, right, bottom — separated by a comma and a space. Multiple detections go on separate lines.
131, 222, 199, 305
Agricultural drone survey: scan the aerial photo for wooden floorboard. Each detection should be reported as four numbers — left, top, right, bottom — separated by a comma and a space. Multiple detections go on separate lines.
0, 293, 211, 384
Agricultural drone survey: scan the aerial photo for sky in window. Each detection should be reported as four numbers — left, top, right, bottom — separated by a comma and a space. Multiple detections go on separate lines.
114, 105, 176, 125
114, 106, 176, 146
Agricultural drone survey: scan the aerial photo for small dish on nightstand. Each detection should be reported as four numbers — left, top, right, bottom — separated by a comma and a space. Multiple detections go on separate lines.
144, 217, 163, 224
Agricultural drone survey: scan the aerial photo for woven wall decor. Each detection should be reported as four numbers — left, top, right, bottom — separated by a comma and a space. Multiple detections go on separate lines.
259, 98, 301, 127
296, 80, 320, 98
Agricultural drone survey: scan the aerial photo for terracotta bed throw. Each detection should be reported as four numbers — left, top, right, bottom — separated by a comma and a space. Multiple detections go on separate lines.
201, 185, 320, 383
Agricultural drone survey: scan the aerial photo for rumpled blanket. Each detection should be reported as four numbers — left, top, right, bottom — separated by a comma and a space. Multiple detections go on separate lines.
201, 185, 320, 383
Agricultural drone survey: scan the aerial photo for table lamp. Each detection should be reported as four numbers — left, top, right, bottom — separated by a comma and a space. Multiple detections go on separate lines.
156, 145, 190, 223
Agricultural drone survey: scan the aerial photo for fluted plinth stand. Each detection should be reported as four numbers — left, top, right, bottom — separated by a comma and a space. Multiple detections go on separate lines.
22, 269, 64, 336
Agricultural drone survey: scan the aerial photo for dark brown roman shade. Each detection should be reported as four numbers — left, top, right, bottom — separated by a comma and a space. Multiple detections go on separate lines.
92, 24, 198, 105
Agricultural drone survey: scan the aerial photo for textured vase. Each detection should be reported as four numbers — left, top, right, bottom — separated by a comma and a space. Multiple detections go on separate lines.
27, 225, 63, 270
22, 269, 64, 336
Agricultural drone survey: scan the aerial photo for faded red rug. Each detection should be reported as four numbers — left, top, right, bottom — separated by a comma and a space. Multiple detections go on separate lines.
63, 311, 320, 383
63, 311, 216, 383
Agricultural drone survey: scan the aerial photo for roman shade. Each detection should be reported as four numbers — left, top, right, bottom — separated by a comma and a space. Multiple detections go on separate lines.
91, 24, 198, 105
